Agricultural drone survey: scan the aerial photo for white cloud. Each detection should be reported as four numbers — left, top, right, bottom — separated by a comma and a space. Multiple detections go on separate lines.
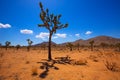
54, 33, 67, 38
53, 36, 58, 39
36, 32, 67, 40
0, 23, 11, 28
85, 31, 92, 35
75, 33, 80, 37
20, 29, 33, 34
36, 32, 49, 40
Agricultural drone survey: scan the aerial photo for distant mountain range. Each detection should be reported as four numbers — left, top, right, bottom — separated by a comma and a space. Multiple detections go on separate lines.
34, 35, 120, 46
34, 41, 56, 46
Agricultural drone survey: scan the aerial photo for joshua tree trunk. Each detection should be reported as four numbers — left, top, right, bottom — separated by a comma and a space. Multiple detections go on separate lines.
48, 32, 52, 60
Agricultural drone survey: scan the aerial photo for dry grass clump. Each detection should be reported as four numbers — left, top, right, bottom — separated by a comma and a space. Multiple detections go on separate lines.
89, 55, 99, 62
70, 59, 87, 65
105, 61, 120, 72
26, 61, 30, 64
31, 66, 38, 76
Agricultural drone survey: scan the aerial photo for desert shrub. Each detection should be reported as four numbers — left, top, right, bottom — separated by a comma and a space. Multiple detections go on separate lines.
84, 48, 88, 51
89, 55, 98, 62
66, 42, 73, 51
26, 61, 30, 64
105, 61, 120, 72
31, 66, 38, 76
14, 74, 19, 80
70, 59, 87, 65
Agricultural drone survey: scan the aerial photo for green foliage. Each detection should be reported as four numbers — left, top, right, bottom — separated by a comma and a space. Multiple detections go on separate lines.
38, 2, 68, 34
27, 39, 33, 46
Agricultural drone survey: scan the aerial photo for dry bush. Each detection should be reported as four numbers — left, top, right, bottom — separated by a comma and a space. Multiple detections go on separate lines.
26, 61, 30, 64
89, 55, 98, 62
70, 59, 87, 65
31, 66, 38, 76
105, 61, 120, 72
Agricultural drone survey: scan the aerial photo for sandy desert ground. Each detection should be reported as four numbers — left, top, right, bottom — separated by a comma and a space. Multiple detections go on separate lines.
0, 47, 120, 80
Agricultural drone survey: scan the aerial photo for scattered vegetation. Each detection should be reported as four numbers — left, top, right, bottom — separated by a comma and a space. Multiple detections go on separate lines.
16, 44, 21, 50
104, 60, 120, 72
89, 40, 94, 51
38, 2, 68, 60
116, 43, 120, 52
5, 41, 11, 50
66, 42, 73, 51
100, 42, 108, 51
70, 59, 87, 65
76, 43, 80, 51
27, 39, 33, 51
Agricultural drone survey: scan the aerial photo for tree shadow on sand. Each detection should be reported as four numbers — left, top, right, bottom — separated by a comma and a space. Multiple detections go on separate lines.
38, 60, 59, 78
38, 55, 86, 79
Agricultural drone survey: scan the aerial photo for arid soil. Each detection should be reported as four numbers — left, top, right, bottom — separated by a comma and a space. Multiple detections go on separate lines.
0, 47, 120, 80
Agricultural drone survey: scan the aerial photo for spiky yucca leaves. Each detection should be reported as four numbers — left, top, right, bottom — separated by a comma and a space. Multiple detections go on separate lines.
5, 41, 11, 50
89, 40, 94, 51
27, 39, 33, 51
38, 2, 68, 60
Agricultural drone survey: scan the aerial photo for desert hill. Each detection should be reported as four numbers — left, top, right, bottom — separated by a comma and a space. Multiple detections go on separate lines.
34, 41, 57, 46
73, 35, 120, 45
34, 35, 120, 46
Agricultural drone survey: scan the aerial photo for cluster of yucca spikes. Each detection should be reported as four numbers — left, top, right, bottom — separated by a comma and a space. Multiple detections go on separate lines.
27, 39, 33, 51
38, 2, 68, 33
38, 2, 68, 61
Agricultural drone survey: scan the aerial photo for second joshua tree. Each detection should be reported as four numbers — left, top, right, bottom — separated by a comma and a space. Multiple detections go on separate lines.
38, 2, 68, 60
27, 39, 33, 51
5, 41, 11, 50
89, 40, 94, 51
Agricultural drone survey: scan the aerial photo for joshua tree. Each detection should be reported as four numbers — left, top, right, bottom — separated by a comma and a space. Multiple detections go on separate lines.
5, 41, 11, 50
27, 39, 33, 51
89, 40, 94, 51
38, 2, 68, 60
66, 43, 73, 51
116, 43, 120, 52
16, 44, 21, 50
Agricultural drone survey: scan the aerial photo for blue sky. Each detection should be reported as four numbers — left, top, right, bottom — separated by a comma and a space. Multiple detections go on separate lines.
0, 0, 120, 46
